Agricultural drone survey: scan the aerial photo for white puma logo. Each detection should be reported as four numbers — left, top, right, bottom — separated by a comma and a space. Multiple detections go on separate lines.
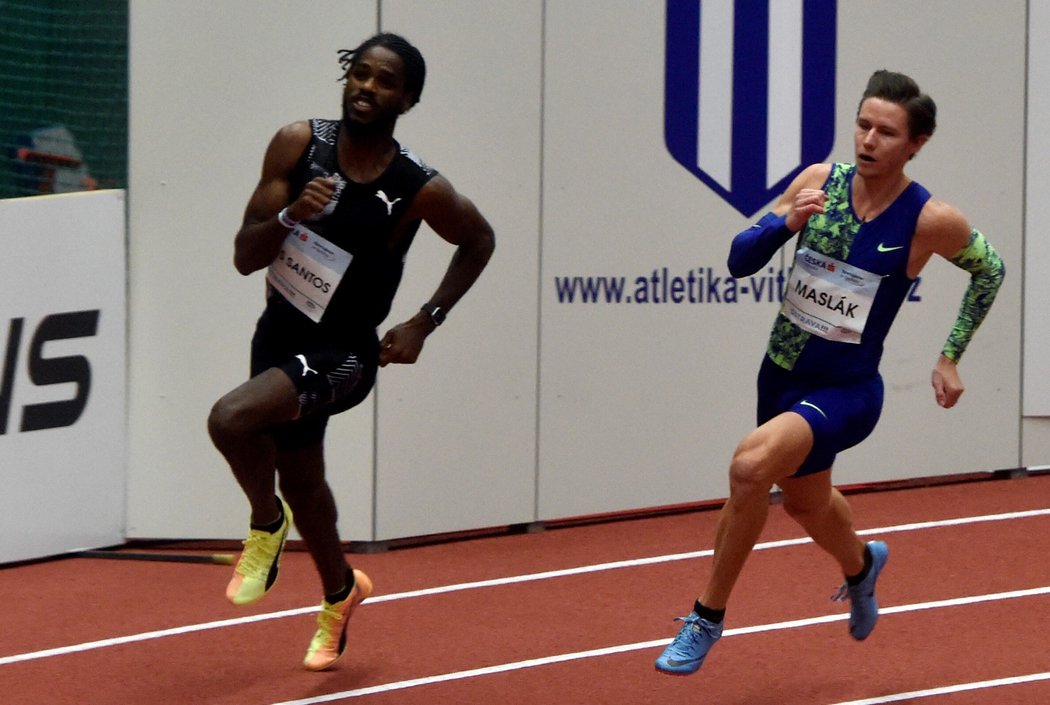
375, 190, 401, 215
295, 354, 317, 376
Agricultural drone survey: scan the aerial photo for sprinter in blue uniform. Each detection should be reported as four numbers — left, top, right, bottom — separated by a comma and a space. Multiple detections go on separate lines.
656, 70, 1004, 676
208, 33, 494, 671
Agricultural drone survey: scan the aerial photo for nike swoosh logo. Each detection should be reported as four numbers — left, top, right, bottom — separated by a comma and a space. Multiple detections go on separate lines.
665, 657, 703, 667
799, 400, 828, 419
877, 243, 904, 252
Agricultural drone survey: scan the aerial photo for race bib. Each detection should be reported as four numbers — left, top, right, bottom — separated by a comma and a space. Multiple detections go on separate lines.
781, 248, 881, 344
266, 223, 351, 323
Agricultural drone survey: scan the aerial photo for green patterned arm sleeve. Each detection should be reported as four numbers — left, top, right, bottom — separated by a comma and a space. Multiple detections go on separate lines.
942, 229, 1005, 362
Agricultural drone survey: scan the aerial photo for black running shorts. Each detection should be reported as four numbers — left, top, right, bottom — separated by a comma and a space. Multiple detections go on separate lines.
250, 299, 378, 449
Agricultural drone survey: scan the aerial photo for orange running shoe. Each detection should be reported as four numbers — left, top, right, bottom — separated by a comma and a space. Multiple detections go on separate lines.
225, 498, 292, 606
303, 568, 373, 671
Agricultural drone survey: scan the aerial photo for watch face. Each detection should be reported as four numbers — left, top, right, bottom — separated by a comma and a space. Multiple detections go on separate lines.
424, 303, 445, 325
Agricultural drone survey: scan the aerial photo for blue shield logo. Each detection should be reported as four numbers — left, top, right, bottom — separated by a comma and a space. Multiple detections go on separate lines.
665, 0, 837, 217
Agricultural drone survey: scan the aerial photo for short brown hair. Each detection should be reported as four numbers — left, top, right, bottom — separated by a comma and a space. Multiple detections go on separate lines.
859, 70, 936, 139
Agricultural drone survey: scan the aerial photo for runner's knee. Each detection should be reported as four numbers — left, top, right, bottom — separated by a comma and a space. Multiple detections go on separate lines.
728, 446, 778, 496
207, 395, 256, 446
207, 399, 233, 445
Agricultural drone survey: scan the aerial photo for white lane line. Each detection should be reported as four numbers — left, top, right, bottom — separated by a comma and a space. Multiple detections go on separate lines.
366, 507, 1050, 603
828, 671, 1050, 704
0, 606, 318, 666
270, 585, 1050, 704
2, 508, 1048, 667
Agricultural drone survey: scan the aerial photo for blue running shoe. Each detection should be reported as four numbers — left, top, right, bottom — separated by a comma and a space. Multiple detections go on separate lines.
654, 613, 723, 675
832, 540, 889, 640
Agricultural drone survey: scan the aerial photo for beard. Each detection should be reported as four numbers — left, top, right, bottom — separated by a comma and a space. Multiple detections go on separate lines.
341, 101, 397, 138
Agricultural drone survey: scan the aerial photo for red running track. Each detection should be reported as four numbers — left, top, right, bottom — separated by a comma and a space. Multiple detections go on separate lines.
1, 474, 1048, 704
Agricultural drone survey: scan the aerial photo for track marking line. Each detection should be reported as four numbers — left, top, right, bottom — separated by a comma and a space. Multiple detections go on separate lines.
269, 585, 1050, 704
1, 508, 1048, 667
0, 606, 318, 666
358, 507, 1050, 605
828, 671, 1050, 704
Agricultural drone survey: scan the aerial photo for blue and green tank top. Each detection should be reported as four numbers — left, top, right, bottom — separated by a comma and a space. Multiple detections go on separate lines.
768, 163, 931, 382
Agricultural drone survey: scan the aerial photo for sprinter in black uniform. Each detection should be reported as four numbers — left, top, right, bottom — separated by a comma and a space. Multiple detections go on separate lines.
208, 33, 494, 671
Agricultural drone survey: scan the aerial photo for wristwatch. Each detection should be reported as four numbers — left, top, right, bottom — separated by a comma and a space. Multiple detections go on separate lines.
421, 302, 446, 326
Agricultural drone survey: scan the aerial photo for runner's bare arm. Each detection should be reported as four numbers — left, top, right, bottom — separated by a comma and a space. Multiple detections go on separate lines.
379, 175, 495, 365
907, 200, 972, 279
411, 175, 496, 311
232, 122, 335, 275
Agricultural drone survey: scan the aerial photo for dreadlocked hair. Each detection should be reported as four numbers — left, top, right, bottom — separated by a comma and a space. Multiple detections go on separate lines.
338, 32, 426, 107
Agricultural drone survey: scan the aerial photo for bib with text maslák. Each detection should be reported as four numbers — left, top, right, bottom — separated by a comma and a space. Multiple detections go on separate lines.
781, 247, 881, 344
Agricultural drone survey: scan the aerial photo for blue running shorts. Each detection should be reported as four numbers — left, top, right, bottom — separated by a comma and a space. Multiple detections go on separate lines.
756, 355, 884, 477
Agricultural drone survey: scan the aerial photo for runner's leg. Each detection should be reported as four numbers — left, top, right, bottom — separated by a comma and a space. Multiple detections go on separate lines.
208, 367, 300, 524
779, 471, 865, 576
277, 443, 350, 595
700, 411, 814, 608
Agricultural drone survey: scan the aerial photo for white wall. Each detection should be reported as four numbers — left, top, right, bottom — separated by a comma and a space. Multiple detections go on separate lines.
126, 0, 1029, 543
371, 1, 543, 539
1024, 0, 1050, 463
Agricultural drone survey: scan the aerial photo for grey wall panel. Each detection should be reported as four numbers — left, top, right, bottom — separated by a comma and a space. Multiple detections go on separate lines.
372, 1, 543, 539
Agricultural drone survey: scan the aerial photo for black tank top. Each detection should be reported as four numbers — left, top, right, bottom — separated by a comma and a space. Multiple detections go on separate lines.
268, 118, 437, 343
